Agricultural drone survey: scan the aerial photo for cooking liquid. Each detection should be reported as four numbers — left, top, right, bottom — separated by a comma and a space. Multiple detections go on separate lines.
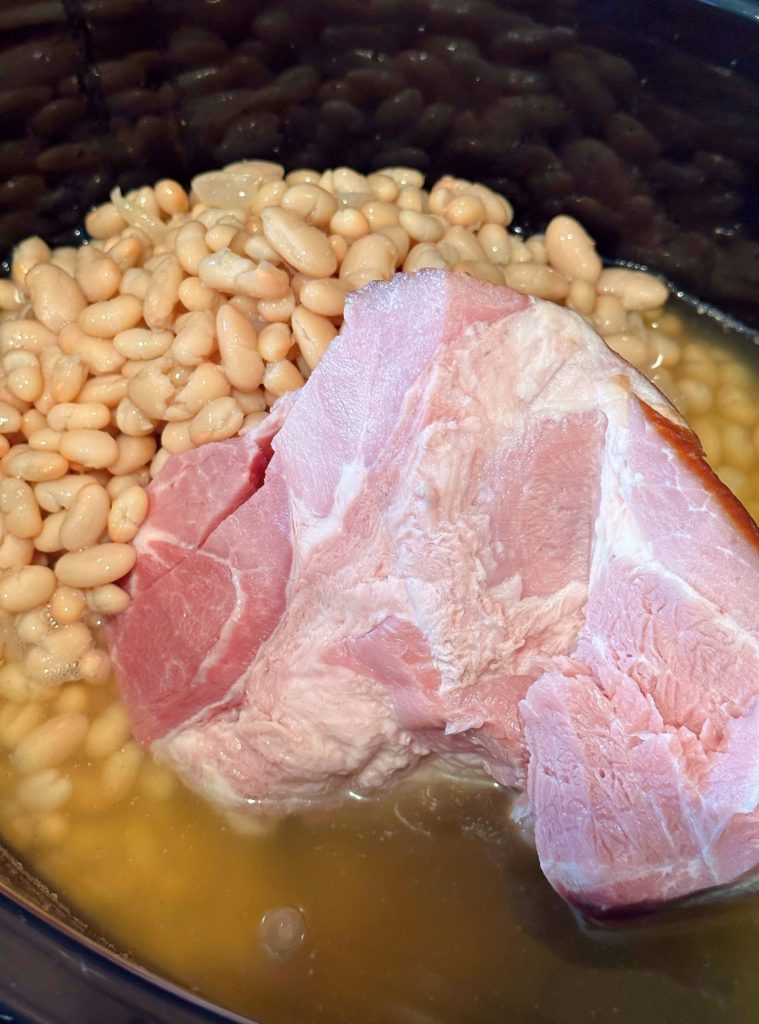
0, 303, 758, 1024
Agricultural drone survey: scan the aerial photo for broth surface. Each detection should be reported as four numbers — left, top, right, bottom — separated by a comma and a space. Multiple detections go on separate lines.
11, 766, 759, 1024
0, 302, 758, 1024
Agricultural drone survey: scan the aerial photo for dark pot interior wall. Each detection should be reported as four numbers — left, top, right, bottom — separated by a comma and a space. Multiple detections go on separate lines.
0, 0, 757, 324
0, 1, 756, 1021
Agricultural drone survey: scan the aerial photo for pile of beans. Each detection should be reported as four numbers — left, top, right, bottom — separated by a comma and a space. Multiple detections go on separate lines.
0, 160, 757, 847
0, 159, 674, 694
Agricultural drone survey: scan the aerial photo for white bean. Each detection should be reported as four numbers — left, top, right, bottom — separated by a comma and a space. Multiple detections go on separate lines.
566, 278, 596, 316
13, 713, 89, 773
107, 435, 156, 476
217, 304, 264, 391
263, 360, 304, 396
172, 310, 216, 366
59, 429, 119, 469
26, 264, 87, 332
0, 400, 22, 434
398, 210, 445, 243
605, 333, 650, 367
403, 243, 450, 273
339, 233, 396, 290
76, 254, 122, 303
55, 543, 136, 588
503, 264, 569, 302
59, 482, 110, 551
100, 740, 144, 803
79, 648, 111, 684
0, 319, 58, 355
299, 278, 346, 317
443, 226, 486, 263
177, 276, 217, 312
0, 534, 32, 573
4, 448, 68, 482
34, 474, 98, 514
113, 327, 173, 361
25, 623, 92, 681
544, 215, 602, 283
108, 485, 148, 543
34, 511, 65, 553
28, 428, 62, 454
198, 249, 289, 300
49, 586, 86, 625
127, 364, 175, 419
0, 478, 42, 538
85, 703, 132, 759
258, 290, 296, 323
168, 362, 229, 420
282, 183, 339, 227
77, 374, 129, 408
0, 565, 56, 613
12, 236, 52, 288
593, 294, 627, 336
189, 397, 244, 446
47, 402, 111, 432
114, 396, 155, 437
291, 306, 337, 371
597, 268, 668, 312
144, 255, 183, 330
0, 703, 46, 750
86, 584, 130, 615
444, 193, 486, 228
261, 207, 337, 277
79, 294, 143, 339
17, 769, 72, 811
175, 221, 210, 275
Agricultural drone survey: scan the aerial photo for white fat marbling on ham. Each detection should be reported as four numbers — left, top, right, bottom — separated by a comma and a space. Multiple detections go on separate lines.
107, 270, 759, 914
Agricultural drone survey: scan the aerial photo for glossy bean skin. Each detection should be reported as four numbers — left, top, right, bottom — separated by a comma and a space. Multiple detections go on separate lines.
0, 479, 42, 539
216, 304, 264, 391
597, 268, 668, 312
291, 306, 337, 371
59, 483, 110, 552
55, 543, 136, 588
0, 566, 56, 613
26, 265, 87, 332
261, 207, 337, 277
59, 430, 119, 470
108, 485, 148, 543
79, 295, 143, 339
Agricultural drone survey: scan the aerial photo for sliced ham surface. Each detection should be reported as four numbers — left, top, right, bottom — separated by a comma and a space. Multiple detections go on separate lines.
111, 397, 294, 740
107, 270, 759, 913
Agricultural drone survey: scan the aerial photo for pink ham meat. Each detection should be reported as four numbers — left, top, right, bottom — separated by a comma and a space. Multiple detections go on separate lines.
107, 270, 759, 913
108, 399, 294, 742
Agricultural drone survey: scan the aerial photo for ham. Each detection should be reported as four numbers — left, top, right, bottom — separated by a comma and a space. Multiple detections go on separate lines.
107, 270, 759, 913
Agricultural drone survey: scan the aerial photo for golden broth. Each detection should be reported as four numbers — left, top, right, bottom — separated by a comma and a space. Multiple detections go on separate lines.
0, 303, 757, 1024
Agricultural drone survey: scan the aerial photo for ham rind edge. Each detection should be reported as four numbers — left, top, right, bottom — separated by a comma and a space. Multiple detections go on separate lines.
107, 270, 759, 914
